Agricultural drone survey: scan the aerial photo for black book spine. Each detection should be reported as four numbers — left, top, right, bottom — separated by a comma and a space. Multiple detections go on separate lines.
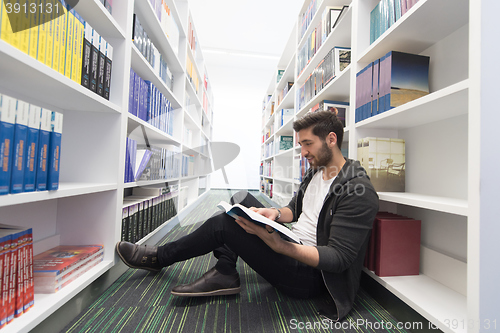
90, 29, 99, 93
97, 36, 106, 97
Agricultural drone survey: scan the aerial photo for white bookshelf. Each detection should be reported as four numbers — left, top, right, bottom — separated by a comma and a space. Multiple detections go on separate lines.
0, 0, 214, 331
259, 0, 498, 332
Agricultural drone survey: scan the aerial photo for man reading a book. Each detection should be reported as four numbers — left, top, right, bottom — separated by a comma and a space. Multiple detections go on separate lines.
116, 110, 379, 321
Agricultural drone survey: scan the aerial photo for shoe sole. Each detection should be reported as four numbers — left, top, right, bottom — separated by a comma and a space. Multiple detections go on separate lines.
171, 287, 241, 297
115, 242, 161, 272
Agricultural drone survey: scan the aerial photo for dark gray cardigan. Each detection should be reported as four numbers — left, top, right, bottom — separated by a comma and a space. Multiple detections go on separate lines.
286, 159, 379, 321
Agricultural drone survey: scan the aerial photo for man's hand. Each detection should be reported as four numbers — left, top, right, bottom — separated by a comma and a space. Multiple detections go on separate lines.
248, 207, 280, 221
234, 215, 284, 253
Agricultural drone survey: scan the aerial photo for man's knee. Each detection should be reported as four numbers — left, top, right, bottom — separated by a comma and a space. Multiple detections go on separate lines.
230, 190, 252, 205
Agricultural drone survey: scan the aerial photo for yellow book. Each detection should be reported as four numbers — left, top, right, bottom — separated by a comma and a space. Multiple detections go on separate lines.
52, 2, 61, 72
64, 6, 74, 79
71, 9, 82, 83
45, 0, 55, 68
28, 7, 40, 59
1, 0, 14, 45
58, 2, 67, 75
18, 7, 30, 53
74, 12, 84, 85
37, 7, 47, 65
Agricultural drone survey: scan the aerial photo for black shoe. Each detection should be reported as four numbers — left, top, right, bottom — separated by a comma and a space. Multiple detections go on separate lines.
115, 241, 161, 272
171, 267, 241, 297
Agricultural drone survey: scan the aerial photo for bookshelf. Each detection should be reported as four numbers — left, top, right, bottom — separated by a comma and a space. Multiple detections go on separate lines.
259, 0, 497, 332
0, 0, 214, 331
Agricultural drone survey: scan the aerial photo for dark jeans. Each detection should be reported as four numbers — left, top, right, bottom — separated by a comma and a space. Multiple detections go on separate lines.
157, 191, 326, 298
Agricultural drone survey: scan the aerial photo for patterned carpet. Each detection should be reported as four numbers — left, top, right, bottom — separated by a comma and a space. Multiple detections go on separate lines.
60, 190, 410, 333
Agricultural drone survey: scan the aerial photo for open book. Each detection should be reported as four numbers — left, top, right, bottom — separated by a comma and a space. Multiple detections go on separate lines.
217, 201, 301, 244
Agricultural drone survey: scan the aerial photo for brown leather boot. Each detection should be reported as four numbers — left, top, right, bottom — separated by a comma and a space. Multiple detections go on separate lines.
171, 267, 240, 297
115, 241, 161, 272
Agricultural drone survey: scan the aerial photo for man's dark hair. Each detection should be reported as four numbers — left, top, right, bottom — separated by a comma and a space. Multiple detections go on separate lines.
293, 110, 344, 150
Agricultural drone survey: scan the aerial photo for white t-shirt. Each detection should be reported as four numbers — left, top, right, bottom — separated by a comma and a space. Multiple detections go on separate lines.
291, 170, 336, 246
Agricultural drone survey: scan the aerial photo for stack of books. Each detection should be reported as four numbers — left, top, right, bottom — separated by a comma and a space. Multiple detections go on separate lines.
364, 211, 421, 277
33, 245, 104, 294
0, 224, 34, 328
0, 94, 63, 195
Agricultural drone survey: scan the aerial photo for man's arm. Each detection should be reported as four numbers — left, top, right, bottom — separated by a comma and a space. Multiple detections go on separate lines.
234, 214, 319, 268
250, 206, 294, 224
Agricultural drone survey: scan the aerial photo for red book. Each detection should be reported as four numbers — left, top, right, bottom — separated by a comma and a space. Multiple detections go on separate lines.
364, 211, 403, 270
375, 218, 421, 277
0, 231, 12, 328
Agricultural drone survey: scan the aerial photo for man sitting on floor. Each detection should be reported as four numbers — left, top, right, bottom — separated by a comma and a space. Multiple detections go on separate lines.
116, 110, 379, 321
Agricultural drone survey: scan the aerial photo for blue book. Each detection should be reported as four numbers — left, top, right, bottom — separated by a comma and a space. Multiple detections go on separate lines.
378, 53, 388, 114
133, 73, 141, 117
134, 148, 152, 181
23, 105, 41, 192
382, 51, 430, 111
47, 112, 63, 191
0, 95, 16, 195
124, 138, 130, 182
10, 100, 30, 194
129, 68, 135, 115
372, 60, 380, 115
35, 109, 52, 191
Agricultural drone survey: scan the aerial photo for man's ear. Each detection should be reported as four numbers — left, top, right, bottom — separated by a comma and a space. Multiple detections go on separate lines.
328, 132, 337, 147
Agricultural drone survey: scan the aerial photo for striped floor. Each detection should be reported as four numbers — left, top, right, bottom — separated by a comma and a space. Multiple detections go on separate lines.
61, 190, 410, 333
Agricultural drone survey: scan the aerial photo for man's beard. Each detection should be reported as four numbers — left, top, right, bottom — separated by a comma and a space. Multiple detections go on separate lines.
310, 141, 333, 170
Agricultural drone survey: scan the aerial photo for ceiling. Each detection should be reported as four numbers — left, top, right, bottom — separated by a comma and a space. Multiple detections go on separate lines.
187, 0, 304, 71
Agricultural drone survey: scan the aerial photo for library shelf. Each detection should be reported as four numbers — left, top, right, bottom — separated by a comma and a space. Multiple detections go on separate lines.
377, 192, 468, 216
76, 0, 127, 40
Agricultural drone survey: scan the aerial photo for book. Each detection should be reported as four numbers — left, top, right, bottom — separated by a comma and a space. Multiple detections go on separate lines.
47, 111, 63, 190
33, 245, 103, 293
380, 50, 430, 113
23, 105, 41, 192
35, 108, 52, 191
0, 230, 12, 327
317, 100, 348, 127
217, 201, 301, 244
96, 35, 106, 96
89, 28, 99, 93
357, 137, 405, 192
81, 21, 92, 89
134, 148, 152, 181
103, 41, 113, 100
375, 217, 421, 277
0, 94, 16, 195
334, 46, 351, 76
10, 100, 29, 194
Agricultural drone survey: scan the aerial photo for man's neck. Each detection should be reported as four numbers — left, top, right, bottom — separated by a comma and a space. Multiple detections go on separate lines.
322, 155, 346, 180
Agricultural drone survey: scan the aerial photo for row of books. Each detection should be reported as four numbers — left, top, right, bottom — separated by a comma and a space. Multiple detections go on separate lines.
122, 187, 178, 243
181, 154, 195, 178
187, 17, 198, 59
297, 46, 351, 111
276, 82, 294, 107
370, 0, 420, 45
124, 137, 181, 183
260, 178, 273, 198
33, 244, 104, 294
128, 68, 175, 136
132, 14, 174, 92
355, 50, 429, 123
186, 54, 200, 96
308, 100, 348, 127
260, 160, 273, 178
146, 0, 180, 55
82, 22, 113, 100
365, 211, 421, 277
357, 137, 405, 192
293, 155, 310, 183
297, 6, 348, 77
299, 0, 323, 39
0, 224, 34, 328
0, 0, 113, 100
0, 94, 63, 195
